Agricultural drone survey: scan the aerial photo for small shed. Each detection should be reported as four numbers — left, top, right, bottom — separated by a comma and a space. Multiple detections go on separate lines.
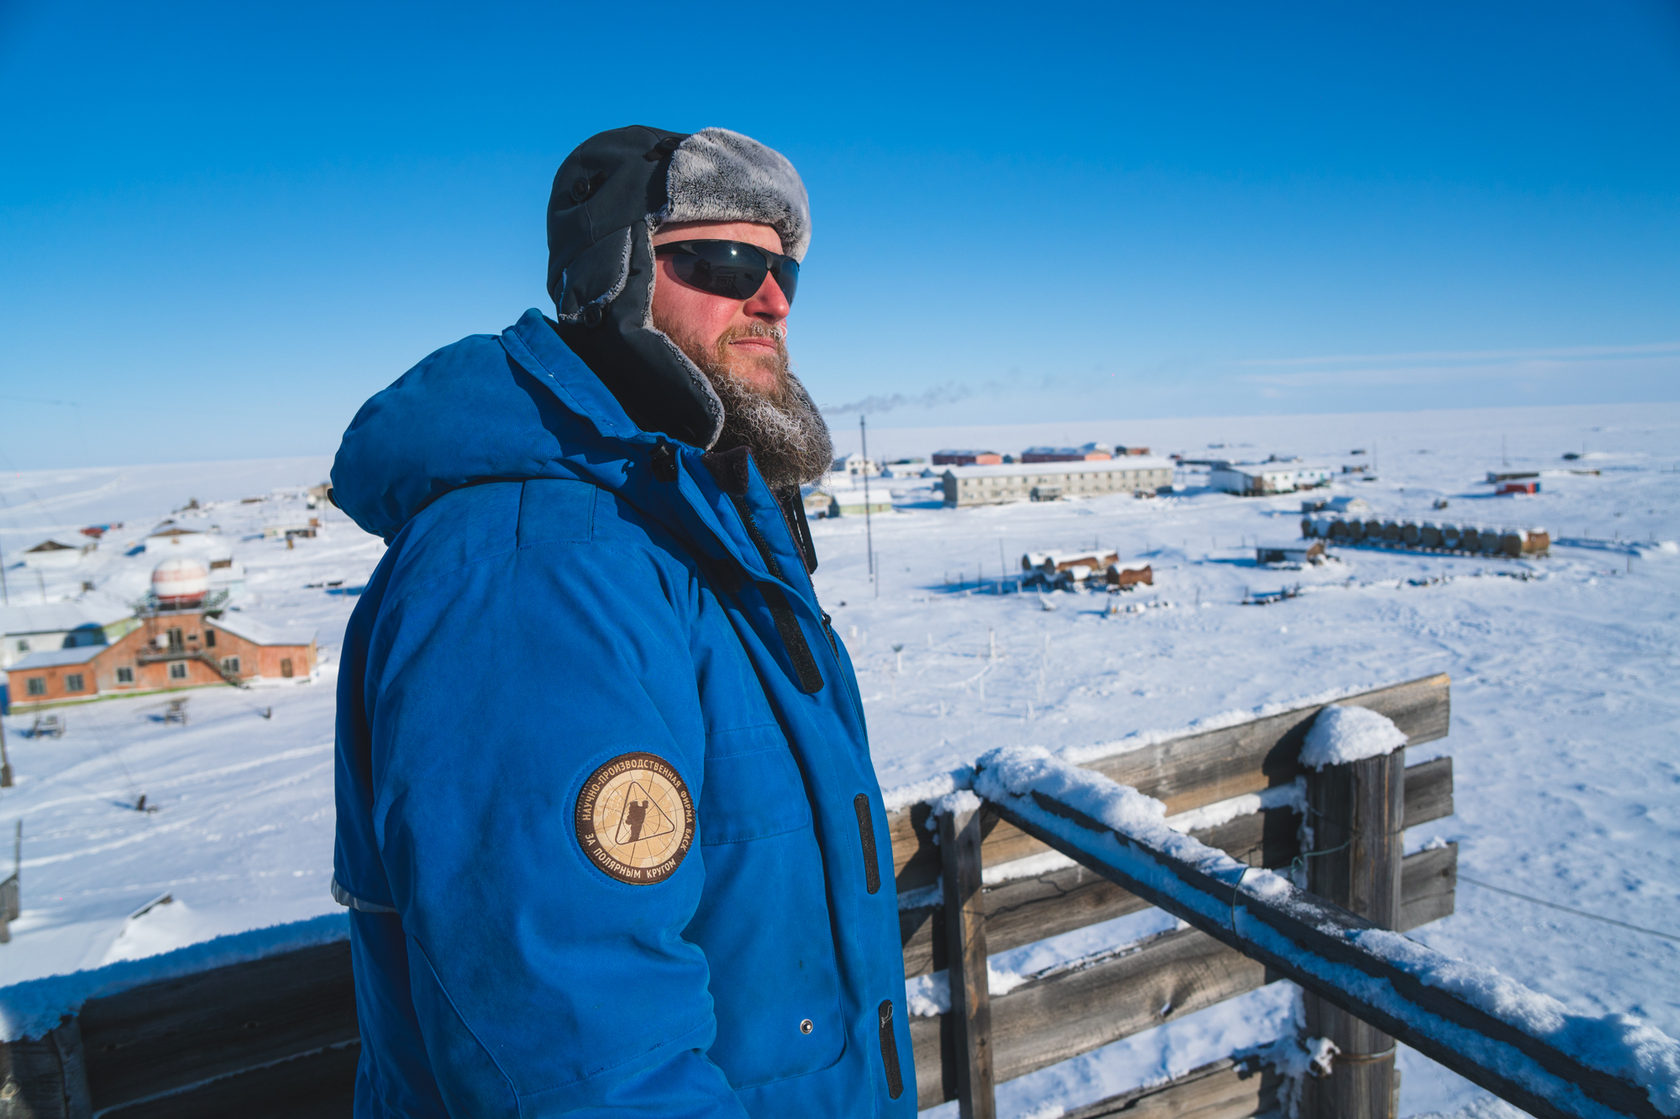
1497, 481, 1540, 495
1257, 541, 1326, 566
1105, 563, 1154, 589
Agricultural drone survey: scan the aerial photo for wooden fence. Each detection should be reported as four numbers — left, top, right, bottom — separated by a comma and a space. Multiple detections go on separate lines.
1, 676, 1460, 1118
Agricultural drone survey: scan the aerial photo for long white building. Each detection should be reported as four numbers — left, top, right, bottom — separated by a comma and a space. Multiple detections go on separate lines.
940, 458, 1174, 507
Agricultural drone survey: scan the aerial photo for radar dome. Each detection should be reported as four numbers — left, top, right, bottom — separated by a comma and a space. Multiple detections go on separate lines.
152, 558, 209, 607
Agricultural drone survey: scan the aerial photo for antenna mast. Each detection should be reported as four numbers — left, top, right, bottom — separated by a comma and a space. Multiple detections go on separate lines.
860, 416, 875, 583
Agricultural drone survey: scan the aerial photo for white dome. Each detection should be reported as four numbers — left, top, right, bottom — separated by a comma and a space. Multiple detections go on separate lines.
152, 558, 209, 605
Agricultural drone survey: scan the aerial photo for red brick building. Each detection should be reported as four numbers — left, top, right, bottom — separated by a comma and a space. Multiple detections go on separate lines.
7, 607, 315, 708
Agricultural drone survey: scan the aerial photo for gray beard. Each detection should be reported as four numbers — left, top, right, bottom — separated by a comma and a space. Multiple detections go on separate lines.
686, 335, 834, 490
704, 365, 834, 489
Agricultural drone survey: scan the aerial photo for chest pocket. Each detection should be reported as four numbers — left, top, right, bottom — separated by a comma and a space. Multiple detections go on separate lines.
688, 724, 847, 1087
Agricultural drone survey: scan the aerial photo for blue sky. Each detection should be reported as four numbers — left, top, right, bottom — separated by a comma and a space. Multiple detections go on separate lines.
2, 0, 1677, 468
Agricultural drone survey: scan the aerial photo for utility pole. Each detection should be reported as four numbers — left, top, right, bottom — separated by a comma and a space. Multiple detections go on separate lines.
860, 415, 876, 583
1, 713, 11, 787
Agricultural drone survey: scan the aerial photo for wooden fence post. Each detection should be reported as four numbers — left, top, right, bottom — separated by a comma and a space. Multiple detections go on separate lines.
0, 1018, 92, 1119
1303, 741, 1406, 1119
939, 802, 996, 1119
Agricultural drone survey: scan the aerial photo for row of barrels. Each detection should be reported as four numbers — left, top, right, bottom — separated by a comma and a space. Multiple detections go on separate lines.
1301, 515, 1549, 557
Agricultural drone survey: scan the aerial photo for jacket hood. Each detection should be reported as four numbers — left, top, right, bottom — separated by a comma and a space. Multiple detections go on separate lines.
332, 310, 658, 543
331, 311, 802, 588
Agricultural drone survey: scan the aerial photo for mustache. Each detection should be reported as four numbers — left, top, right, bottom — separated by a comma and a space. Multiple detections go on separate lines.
728, 322, 786, 343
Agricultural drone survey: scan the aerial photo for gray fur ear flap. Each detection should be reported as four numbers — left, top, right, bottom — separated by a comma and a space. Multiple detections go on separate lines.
661, 128, 811, 261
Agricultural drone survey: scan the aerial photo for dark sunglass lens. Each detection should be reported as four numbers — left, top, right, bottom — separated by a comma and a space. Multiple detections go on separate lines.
772, 257, 798, 304
677, 242, 766, 299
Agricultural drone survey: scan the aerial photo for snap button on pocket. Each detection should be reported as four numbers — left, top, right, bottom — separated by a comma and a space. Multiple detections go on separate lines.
799, 1018, 814, 1035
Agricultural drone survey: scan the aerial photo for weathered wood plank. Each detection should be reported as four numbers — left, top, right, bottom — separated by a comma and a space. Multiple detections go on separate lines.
1059, 1056, 1283, 1119
1399, 842, 1457, 928
1401, 755, 1453, 829
95, 1041, 357, 1119
890, 673, 1451, 893
911, 926, 1274, 1108
939, 804, 996, 1119
78, 941, 355, 1109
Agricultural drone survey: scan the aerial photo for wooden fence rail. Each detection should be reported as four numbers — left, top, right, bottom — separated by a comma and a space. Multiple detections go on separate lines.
978, 747, 1673, 1119
2, 675, 1467, 1119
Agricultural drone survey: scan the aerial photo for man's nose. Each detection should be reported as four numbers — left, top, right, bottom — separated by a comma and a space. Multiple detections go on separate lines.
744, 271, 790, 322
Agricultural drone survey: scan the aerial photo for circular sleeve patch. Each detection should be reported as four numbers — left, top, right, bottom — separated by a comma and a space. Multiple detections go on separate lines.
574, 752, 695, 884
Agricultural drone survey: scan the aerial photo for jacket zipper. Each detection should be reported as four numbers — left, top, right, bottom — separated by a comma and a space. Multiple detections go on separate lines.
854, 794, 881, 894
729, 494, 823, 694
878, 999, 904, 1099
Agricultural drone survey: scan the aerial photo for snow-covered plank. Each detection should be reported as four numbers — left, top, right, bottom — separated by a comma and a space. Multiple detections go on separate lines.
976, 746, 1679, 1119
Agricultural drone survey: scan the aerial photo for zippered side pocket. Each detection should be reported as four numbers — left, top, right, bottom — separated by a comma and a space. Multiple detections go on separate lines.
854, 793, 881, 894
878, 999, 904, 1099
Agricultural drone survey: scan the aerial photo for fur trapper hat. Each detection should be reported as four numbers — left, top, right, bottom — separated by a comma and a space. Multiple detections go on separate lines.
546, 125, 809, 448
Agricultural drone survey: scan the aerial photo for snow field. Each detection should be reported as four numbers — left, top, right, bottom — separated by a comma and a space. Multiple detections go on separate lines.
2, 401, 1677, 1116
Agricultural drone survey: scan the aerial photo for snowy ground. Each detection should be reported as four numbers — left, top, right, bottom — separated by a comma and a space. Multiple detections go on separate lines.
1, 402, 1676, 1117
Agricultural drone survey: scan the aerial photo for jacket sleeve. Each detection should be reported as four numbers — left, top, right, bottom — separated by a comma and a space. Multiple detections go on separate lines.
363, 529, 749, 1118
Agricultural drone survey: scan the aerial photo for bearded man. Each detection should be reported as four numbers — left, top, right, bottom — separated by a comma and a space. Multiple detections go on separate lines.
328, 126, 914, 1117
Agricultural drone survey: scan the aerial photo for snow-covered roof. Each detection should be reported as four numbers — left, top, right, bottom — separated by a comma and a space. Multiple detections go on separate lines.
24, 539, 78, 553
0, 597, 131, 636
942, 457, 1174, 479
207, 612, 315, 647
9, 644, 105, 670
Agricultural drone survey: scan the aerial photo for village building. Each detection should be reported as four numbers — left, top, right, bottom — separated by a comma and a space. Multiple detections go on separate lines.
829, 452, 879, 479
142, 522, 225, 553
1115, 445, 1151, 456
1210, 463, 1333, 496
1020, 443, 1113, 463
262, 517, 321, 540
1257, 540, 1328, 566
799, 488, 833, 517
1019, 551, 1152, 590
931, 449, 1003, 466
942, 458, 1174, 507
4, 561, 316, 709
827, 492, 894, 518
20, 540, 93, 568
0, 598, 136, 672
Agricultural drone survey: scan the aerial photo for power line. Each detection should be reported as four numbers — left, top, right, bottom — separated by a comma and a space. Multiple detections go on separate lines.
1459, 873, 1680, 946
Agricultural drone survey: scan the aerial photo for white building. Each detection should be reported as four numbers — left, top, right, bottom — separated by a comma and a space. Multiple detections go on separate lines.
1210, 463, 1332, 496
0, 597, 135, 671
20, 540, 90, 568
829, 453, 879, 479
941, 458, 1174, 507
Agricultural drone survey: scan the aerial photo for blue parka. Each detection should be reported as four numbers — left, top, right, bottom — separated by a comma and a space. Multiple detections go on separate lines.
330, 309, 914, 1117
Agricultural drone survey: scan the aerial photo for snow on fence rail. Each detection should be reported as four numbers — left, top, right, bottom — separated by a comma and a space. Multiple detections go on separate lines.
975, 745, 1680, 1119
0, 674, 1498, 1119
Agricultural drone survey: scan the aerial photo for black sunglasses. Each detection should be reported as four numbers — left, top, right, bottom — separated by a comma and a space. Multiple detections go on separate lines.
654, 239, 799, 305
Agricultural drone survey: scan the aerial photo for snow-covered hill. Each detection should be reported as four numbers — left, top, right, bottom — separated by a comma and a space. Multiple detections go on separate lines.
2, 402, 1676, 1117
